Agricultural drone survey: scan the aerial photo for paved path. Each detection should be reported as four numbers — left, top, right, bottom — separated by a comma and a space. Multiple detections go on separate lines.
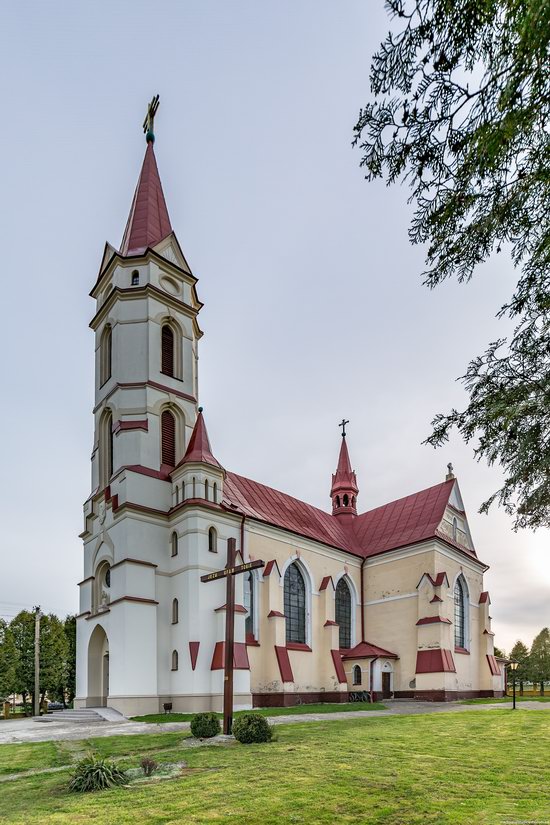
1, 700, 548, 745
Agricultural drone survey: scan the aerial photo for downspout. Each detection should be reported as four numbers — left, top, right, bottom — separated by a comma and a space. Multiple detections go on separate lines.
240, 513, 246, 560
369, 656, 378, 701
360, 557, 367, 643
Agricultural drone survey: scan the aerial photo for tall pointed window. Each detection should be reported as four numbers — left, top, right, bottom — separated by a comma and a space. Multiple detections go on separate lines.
335, 578, 352, 649
284, 563, 306, 644
171, 650, 179, 671
244, 571, 255, 640
353, 665, 362, 686
171, 532, 178, 557
99, 409, 113, 487
172, 598, 179, 624
161, 324, 174, 376
100, 325, 112, 386
208, 527, 217, 553
161, 410, 176, 466
454, 576, 468, 649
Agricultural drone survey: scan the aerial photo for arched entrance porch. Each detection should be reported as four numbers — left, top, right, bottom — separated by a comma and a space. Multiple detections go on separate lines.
87, 624, 109, 707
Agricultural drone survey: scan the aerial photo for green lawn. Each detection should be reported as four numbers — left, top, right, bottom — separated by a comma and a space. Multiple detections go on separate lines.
0, 711, 549, 823
131, 701, 386, 723
462, 695, 550, 704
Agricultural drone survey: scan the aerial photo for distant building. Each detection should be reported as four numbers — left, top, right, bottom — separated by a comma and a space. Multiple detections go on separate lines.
75, 118, 503, 715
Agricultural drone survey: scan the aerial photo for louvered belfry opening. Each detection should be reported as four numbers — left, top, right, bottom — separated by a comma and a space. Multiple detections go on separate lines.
161, 325, 174, 376
161, 410, 176, 466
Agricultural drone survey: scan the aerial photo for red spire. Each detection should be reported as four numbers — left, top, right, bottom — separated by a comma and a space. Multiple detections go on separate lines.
120, 142, 173, 256
176, 409, 221, 469
330, 435, 359, 517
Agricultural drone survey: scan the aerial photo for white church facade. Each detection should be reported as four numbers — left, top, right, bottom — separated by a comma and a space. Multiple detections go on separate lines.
75, 117, 503, 715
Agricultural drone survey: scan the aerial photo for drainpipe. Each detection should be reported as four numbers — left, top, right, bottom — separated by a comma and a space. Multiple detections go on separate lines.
240, 513, 246, 560
369, 656, 378, 702
360, 557, 367, 642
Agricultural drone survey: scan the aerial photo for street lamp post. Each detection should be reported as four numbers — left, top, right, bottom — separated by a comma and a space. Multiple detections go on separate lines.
509, 659, 519, 710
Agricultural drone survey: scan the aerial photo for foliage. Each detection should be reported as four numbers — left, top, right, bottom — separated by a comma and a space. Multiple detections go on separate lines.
232, 713, 273, 744
0, 619, 16, 701
189, 711, 220, 739
529, 627, 550, 692
509, 639, 530, 686
7, 610, 70, 708
354, 0, 550, 529
68, 754, 127, 793
10, 611, 36, 709
493, 645, 505, 659
140, 756, 158, 776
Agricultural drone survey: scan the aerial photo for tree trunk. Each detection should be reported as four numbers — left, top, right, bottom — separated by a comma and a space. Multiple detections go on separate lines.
541, 681, 545, 696
519, 680, 524, 696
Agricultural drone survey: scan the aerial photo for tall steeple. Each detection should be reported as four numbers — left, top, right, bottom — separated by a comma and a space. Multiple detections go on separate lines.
120, 141, 173, 256
330, 422, 359, 518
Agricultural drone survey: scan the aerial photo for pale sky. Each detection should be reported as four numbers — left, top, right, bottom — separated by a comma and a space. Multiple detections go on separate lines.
0, 1, 547, 653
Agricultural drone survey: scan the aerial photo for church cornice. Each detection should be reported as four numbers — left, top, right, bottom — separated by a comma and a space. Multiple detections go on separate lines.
89, 284, 204, 340
90, 247, 199, 298
93, 381, 197, 415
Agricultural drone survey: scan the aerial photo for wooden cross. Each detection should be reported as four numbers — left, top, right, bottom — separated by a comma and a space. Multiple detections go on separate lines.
201, 538, 264, 734
339, 418, 349, 437
143, 94, 160, 139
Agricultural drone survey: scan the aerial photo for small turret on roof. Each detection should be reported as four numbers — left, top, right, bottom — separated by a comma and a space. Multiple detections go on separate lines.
330, 420, 359, 518
175, 408, 221, 469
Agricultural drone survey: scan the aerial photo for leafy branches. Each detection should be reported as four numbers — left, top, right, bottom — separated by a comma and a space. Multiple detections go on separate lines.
355, 0, 550, 528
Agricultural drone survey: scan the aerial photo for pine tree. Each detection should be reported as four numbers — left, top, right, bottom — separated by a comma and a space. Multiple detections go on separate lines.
509, 640, 530, 695
529, 628, 550, 695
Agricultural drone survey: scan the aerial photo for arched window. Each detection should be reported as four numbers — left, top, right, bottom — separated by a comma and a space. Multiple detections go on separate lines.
161, 324, 174, 376
343, 494, 349, 507
335, 578, 352, 649
454, 576, 468, 649
213, 482, 217, 504
171, 650, 179, 671
100, 325, 112, 386
205, 480, 209, 500
284, 563, 306, 644
171, 532, 178, 557
208, 527, 217, 553
99, 409, 113, 487
172, 598, 179, 624
244, 570, 255, 640
452, 517, 458, 541
131, 269, 139, 286
335, 496, 340, 508
161, 410, 176, 466
353, 665, 362, 686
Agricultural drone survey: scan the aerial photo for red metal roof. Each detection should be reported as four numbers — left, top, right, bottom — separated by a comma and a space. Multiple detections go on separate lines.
223, 472, 356, 554
176, 410, 221, 469
352, 480, 464, 558
120, 142, 172, 256
221, 472, 479, 562
340, 641, 399, 660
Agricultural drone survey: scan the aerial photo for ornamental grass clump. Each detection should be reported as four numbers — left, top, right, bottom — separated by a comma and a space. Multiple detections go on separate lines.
232, 713, 273, 744
69, 754, 127, 793
190, 711, 220, 738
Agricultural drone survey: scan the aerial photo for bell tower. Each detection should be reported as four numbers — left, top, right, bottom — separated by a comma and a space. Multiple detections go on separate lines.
330, 420, 359, 520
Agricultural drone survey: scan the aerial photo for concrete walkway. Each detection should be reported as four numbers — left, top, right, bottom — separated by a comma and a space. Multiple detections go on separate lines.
0, 700, 548, 745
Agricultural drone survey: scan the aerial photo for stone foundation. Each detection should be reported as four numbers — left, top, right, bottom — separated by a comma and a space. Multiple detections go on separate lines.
252, 691, 349, 707
393, 689, 505, 701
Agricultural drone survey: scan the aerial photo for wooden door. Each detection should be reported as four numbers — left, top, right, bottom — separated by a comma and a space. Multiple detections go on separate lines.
382, 672, 391, 699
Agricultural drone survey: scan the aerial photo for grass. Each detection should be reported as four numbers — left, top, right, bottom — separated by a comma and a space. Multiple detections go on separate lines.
462, 695, 550, 704
0, 711, 549, 823
130, 701, 386, 723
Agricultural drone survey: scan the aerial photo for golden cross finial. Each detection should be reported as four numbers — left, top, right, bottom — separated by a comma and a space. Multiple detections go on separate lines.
339, 418, 349, 438
143, 94, 160, 143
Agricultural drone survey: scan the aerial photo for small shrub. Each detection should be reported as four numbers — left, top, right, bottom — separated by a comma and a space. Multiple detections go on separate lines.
140, 757, 158, 776
232, 713, 273, 744
69, 754, 127, 793
190, 711, 220, 738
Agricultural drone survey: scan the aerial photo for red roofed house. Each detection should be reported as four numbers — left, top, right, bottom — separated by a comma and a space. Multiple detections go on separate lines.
75, 112, 503, 715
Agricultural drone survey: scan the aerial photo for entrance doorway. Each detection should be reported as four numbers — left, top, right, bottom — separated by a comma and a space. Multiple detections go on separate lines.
87, 625, 109, 707
382, 672, 392, 699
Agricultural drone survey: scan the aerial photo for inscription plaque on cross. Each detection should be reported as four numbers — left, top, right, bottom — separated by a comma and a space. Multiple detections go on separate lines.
201, 538, 264, 734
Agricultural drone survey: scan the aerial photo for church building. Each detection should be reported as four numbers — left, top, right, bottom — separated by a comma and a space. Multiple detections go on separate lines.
75, 110, 503, 715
